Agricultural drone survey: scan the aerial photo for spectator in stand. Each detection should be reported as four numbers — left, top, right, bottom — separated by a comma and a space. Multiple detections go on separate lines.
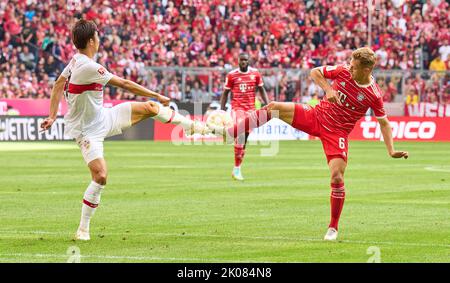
375, 47, 389, 69
429, 54, 447, 72
20, 19, 37, 46
3, 12, 22, 36
306, 78, 323, 99
438, 38, 450, 62
190, 81, 210, 103
19, 45, 36, 70
411, 73, 426, 96
405, 87, 419, 105
423, 73, 442, 102
168, 79, 182, 101
43, 55, 59, 81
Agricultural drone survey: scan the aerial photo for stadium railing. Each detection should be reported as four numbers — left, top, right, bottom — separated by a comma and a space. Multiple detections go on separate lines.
144, 67, 449, 105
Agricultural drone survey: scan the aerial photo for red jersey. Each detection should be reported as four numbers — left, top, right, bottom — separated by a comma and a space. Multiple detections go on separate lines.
316, 65, 386, 135
224, 67, 263, 111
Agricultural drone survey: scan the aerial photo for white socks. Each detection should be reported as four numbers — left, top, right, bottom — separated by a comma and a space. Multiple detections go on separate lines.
153, 105, 193, 129
79, 181, 104, 232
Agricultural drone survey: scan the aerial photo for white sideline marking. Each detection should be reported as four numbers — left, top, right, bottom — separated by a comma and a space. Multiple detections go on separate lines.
424, 166, 450, 173
0, 230, 448, 248
0, 143, 77, 152
0, 253, 258, 263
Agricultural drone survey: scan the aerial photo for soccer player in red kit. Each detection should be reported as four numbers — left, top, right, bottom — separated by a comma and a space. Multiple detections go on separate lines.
210, 47, 409, 240
220, 53, 269, 181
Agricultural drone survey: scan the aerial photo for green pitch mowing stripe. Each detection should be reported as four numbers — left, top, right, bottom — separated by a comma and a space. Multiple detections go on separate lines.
0, 140, 449, 262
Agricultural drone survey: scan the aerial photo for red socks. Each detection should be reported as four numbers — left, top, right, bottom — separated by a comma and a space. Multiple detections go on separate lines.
329, 183, 346, 230
227, 108, 272, 138
234, 144, 245, 167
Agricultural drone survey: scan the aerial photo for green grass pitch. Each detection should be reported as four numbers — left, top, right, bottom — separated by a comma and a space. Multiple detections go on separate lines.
0, 140, 449, 262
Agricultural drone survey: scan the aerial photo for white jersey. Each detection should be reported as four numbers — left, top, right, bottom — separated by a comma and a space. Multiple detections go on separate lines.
61, 53, 114, 138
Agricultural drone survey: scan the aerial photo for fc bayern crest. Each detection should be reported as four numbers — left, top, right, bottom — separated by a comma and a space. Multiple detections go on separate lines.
357, 93, 365, 101
250, 75, 255, 80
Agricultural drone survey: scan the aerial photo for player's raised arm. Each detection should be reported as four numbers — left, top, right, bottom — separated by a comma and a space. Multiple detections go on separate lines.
40, 74, 67, 131
107, 76, 170, 106
377, 116, 409, 159
310, 66, 342, 105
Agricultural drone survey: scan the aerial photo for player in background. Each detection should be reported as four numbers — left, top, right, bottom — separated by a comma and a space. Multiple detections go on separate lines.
210, 47, 409, 240
220, 53, 269, 181
40, 20, 210, 241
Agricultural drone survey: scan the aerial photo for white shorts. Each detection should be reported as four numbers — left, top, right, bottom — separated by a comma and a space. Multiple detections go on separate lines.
76, 102, 132, 164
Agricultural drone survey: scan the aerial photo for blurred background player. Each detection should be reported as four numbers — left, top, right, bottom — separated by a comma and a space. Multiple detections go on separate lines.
219, 53, 269, 181
210, 47, 409, 240
40, 20, 210, 241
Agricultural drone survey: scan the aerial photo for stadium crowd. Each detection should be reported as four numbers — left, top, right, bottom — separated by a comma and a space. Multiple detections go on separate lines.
0, 0, 449, 104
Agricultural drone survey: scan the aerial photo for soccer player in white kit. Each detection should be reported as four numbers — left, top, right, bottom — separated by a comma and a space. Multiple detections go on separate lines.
40, 20, 209, 240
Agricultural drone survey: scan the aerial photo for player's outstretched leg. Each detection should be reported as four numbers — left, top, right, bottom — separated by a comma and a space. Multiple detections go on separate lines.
131, 101, 210, 136
324, 158, 347, 241
75, 159, 107, 241
208, 102, 295, 140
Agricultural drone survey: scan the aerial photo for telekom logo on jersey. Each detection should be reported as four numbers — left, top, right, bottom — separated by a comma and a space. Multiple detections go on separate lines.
360, 117, 436, 140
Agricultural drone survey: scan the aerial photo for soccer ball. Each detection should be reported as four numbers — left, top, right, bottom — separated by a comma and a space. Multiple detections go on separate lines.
206, 110, 233, 128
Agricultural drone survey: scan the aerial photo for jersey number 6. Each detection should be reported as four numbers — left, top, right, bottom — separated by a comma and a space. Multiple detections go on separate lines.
339, 137, 346, 149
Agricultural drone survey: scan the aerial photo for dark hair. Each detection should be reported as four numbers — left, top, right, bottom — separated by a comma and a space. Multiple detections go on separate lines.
239, 53, 250, 59
71, 19, 98, 49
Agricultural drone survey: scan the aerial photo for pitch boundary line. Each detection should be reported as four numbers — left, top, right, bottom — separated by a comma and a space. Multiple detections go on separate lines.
0, 230, 448, 248
424, 166, 450, 173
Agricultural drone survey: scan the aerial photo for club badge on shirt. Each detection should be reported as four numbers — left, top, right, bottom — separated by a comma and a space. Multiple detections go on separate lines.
357, 93, 365, 101
97, 67, 106, 75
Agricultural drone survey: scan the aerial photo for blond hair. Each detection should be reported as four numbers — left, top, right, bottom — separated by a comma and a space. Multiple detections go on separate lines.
352, 47, 376, 69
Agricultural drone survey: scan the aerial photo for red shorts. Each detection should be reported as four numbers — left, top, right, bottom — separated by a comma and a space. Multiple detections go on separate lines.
231, 109, 253, 145
232, 109, 252, 134
291, 104, 348, 163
